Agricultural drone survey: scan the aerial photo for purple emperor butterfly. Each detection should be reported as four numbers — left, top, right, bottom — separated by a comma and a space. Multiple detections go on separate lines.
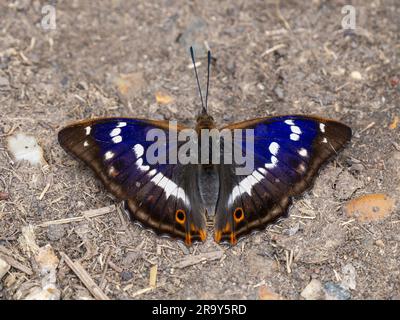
58, 48, 351, 246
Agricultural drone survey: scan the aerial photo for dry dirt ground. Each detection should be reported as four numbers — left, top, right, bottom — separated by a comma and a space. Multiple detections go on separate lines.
0, 0, 399, 300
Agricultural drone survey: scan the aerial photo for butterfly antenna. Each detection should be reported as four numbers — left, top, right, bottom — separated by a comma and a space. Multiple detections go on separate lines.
205, 50, 211, 113
190, 46, 206, 115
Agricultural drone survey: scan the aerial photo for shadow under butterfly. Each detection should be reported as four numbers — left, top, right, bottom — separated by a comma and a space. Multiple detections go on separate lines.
58, 48, 352, 246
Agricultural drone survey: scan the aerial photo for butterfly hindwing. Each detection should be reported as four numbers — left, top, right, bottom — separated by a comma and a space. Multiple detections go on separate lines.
58, 118, 206, 245
214, 115, 352, 244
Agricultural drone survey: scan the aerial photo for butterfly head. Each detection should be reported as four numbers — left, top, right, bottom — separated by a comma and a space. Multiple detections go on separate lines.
196, 112, 215, 130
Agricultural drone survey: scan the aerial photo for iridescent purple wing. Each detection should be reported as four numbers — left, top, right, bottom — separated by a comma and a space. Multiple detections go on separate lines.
215, 115, 351, 244
58, 118, 206, 245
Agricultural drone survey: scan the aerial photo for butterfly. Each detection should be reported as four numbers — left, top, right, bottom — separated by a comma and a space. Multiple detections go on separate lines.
58, 48, 351, 246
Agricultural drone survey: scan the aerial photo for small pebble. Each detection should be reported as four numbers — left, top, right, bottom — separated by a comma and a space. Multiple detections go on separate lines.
121, 270, 133, 282
341, 263, 357, 290
274, 86, 284, 100
375, 239, 385, 248
60, 76, 69, 87
301, 279, 324, 300
350, 71, 363, 80
323, 282, 351, 300
77, 81, 88, 90
349, 163, 364, 172
258, 285, 284, 300
284, 222, 300, 236
47, 224, 66, 241
344, 193, 395, 222
0, 191, 9, 201
155, 91, 174, 105
114, 72, 146, 101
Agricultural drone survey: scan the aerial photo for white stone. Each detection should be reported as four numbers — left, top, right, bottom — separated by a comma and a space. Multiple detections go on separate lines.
350, 71, 363, 80
7, 133, 45, 166
301, 279, 324, 300
341, 263, 356, 290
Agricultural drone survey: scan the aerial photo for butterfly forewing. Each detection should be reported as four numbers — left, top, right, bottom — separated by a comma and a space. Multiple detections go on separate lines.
215, 115, 352, 245
58, 118, 207, 245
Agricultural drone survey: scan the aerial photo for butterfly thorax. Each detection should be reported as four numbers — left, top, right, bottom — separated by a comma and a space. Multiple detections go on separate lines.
195, 113, 216, 132
195, 113, 217, 169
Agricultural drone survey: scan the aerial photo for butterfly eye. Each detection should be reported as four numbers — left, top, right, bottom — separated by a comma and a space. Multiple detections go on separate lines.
233, 207, 244, 223
175, 209, 186, 224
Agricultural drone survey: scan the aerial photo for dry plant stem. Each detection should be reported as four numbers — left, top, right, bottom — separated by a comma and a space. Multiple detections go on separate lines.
61, 252, 110, 300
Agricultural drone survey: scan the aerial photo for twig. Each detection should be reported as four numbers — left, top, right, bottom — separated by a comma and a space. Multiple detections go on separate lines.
285, 250, 291, 274
333, 269, 341, 282
36, 205, 115, 227
187, 61, 201, 69
61, 252, 109, 300
99, 246, 111, 290
176, 241, 190, 255
276, 0, 291, 31
392, 141, 400, 151
341, 219, 355, 226
359, 122, 375, 134
0, 252, 33, 275
261, 44, 286, 57
173, 250, 224, 269
38, 182, 51, 200
108, 260, 123, 273
265, 28, 288, 37
290, 214, 316, 220
149, 265, 157, 288
130, 287, 154, 298
116, 205, 127, 227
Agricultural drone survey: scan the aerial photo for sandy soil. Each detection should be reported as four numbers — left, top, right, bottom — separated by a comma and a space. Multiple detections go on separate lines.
0, 0, 399, 300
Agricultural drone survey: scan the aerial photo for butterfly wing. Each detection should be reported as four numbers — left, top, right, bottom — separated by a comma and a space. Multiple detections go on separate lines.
58, 118, 206, 245
214, 115, 352, 244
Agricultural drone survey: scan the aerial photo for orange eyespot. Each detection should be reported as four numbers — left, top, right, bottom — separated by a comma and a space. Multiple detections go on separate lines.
233, 207, 244, 223
175, 209, 186, 224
